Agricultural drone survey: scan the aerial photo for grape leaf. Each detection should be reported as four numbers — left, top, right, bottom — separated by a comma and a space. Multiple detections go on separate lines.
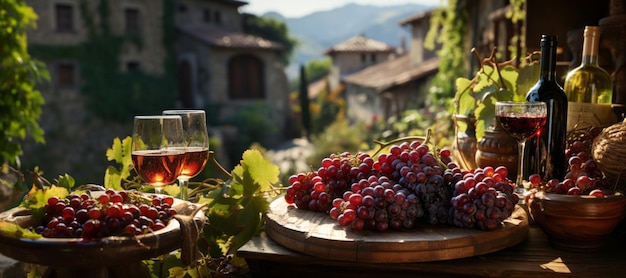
517, 61, 540, 99
198, 149, 279, 257
454, 77, 475, 115
231, 149, 279, 196
474, 65, 496, 93
19, 185, 69, 220
475, 92, 498, 140
56, 174, 75, 190
20, 185, 68, 210
0, 221, 42, 239
104, 136, 134, 190
498, 65, 519, 97
104, 166, 123, 190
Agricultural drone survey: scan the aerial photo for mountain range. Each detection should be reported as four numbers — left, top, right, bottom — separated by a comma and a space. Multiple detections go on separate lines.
259, 3, 436, 79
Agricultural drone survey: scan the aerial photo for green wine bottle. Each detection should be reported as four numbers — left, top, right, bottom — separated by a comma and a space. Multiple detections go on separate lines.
564, 26, 616, 133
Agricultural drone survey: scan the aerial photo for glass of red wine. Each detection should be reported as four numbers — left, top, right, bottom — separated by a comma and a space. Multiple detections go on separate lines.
495, 101, 547, 198
131, 115, 186, 194
162, 110, 209, 200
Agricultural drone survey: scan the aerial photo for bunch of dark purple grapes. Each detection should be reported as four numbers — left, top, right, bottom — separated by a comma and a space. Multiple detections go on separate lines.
448, 166, 518, 231
285, 140, 458, 231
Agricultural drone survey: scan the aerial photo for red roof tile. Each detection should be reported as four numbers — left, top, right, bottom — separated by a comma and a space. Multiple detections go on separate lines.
342, 55, 439, 91
324, 35, 396, 55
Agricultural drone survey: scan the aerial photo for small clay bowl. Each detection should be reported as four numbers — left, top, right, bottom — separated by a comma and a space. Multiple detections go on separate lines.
528, 191, 626, 252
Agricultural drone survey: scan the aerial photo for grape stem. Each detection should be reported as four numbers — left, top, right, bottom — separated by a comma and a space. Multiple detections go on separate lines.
371, 129, 432, 157
208, 151, 231, 179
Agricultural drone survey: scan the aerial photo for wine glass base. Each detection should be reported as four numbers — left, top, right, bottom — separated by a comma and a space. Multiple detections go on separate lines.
515, 187, 528, 205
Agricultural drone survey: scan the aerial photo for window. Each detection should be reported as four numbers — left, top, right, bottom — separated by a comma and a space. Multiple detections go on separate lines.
56, 63, 75, 87
125, 8, 140, 34
55, 4, 74, 32
228, 55, 264, 99
203, 9, 211, 22
126, 61, 140, 72
360, 53, 366, 63
371, 53, 377, 63
214, 11, 222, 25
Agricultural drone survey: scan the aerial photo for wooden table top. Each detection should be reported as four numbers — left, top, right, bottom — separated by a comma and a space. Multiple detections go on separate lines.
238, 220, 626, 277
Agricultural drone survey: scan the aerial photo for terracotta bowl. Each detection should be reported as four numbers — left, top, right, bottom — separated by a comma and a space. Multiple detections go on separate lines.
528, 192, 626, 252
0, 192, 206, 268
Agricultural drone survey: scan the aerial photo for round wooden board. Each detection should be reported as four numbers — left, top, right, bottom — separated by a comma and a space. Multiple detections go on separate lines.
265, 199, 529, 263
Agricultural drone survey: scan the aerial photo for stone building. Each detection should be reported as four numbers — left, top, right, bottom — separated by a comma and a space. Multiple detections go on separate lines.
22, 0, 289, 183
339, 12, 439, 125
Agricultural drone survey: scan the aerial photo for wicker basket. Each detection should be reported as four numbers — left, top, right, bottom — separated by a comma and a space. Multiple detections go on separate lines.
592, 119, 626, 190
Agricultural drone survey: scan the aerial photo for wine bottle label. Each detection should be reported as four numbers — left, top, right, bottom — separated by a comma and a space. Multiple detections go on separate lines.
566, 102, 616, 131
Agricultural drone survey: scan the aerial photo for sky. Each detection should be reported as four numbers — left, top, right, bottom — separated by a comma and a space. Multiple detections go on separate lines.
241, 0, 442, 18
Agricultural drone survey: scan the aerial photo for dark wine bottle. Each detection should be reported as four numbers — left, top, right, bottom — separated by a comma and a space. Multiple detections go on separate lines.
524, 35, 568, 181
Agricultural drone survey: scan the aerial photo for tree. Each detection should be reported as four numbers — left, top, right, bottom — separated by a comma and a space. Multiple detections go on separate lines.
0, 0, 48, 165
305, 57, 332, 82
299, 65, 311, 138
243, 15, 299, 64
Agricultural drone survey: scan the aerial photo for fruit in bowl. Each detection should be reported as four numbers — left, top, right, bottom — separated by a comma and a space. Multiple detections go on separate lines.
527, 190, 626, 252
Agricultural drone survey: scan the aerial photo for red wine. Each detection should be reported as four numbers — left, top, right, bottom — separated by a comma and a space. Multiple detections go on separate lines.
497, 115, 547, 141
179, 147, 209, 179
132, 149, 185, 186
524, 35, 569, 180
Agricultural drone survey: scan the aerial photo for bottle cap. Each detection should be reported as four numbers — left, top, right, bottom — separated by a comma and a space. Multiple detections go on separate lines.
540, 35, 558, 47
584, 26, 600, 37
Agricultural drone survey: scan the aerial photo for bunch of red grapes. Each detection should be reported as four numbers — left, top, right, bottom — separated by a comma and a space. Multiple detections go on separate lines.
35, 190, 177, 240
526, 126, 615, 197
285, 140, 519, 232
526, 153, 612, 197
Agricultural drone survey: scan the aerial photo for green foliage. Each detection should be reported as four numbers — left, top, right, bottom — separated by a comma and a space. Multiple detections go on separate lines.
102, 136, 278, 275
203, 149, 279, 256
223, 102, 277, 164
0, 0, 48, 164
308, 117, 367, 167
104, 137, 134, 190
424, 0, 469, 108
454, 51, 540, 140
305, 57, 332, 82
0, 221, 42, 240
310, 82, 345, 136
244, 15, 299, 64
375, 109, 453, 149
299, 65, 311, 136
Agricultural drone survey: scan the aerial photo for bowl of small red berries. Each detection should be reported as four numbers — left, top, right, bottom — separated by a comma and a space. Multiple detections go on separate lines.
526, 153, 626, 252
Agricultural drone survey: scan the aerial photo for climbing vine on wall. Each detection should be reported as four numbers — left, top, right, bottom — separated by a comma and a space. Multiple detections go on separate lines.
424, 0, 469, 112
28, 0, 176, 123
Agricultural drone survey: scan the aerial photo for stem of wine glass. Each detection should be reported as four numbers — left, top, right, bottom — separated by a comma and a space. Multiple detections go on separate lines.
516, 139, 526, 203
154, 186, 164, 195
178, 178, 189, 201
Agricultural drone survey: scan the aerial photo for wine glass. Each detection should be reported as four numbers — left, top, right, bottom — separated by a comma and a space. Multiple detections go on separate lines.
131, 115, 186, 194
495, 101, 547, 200
163, 110, 209, 200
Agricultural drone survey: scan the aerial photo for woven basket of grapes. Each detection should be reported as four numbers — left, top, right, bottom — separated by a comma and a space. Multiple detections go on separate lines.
592, 119, 626, 191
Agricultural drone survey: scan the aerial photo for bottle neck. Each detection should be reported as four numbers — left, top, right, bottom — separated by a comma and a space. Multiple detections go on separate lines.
540, 40, 558, 82
581, 30, 600, 66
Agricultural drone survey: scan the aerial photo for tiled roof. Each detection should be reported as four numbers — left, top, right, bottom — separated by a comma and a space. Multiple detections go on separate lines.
177, 24, 284, 50
342, 54, 439, 91
324, 35, 396, 55
398, 10, 434, 26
